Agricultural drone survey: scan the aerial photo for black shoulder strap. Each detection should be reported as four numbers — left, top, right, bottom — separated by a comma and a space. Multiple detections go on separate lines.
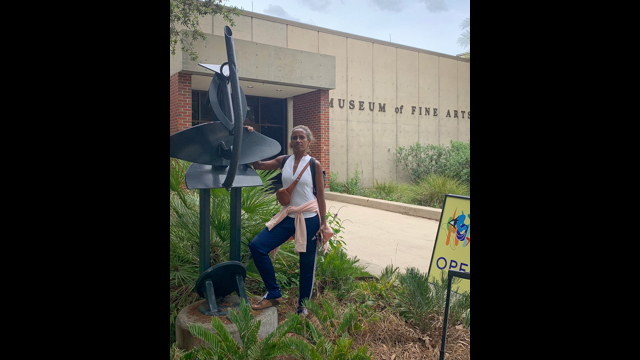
310, 157, 317, 196
280, 155, 291, 169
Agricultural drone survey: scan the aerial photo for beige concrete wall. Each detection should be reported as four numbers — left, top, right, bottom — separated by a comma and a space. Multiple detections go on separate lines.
180, 35, 335, 90
438, 57, 459, 145
457, 62, 471, 142
395, 48, 420, 183
213, 14, 252, 41
418, 53, 440, 146
174, 11, 470, 186
288, 25, 318, 53
346, 38, 374, 186
372, 43, 397, 184
252, 18, 286, 47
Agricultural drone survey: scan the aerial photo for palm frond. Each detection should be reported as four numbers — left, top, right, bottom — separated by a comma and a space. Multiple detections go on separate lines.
459, 16, 469, 30
457, 17, 470, 49
282, 337, 315, 360
209, 316, 242, 358
187, 323, 221, 351
334, 332, 353, 356
263, 312, 301, 344
457, 29, 470, 49
337, 305, 359, 336
228, 299, 261, 356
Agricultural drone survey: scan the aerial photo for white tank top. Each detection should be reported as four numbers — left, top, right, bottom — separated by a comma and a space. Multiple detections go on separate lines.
282, 155, 316, 218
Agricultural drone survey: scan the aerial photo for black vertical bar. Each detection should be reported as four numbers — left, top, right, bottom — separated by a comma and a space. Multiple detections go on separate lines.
222, 26, 244, 189
229, 187, 242, 261
439, 274, 454, 360
199, 188, 211, 275
439, 270, 470, 360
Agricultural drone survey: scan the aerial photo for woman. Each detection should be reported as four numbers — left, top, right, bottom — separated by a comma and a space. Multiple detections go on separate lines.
248, 125, 329, 314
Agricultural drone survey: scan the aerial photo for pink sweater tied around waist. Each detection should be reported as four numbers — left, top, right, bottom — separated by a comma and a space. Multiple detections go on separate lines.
265, 199, 334, 259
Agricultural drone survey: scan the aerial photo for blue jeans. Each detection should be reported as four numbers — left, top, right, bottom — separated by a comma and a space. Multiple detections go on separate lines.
249, 215, 320, 312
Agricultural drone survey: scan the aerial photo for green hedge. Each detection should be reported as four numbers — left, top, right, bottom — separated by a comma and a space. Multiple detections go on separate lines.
395, 140, 470, 190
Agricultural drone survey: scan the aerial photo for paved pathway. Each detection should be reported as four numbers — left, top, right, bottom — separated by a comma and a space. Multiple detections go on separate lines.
325, 198, 441, 275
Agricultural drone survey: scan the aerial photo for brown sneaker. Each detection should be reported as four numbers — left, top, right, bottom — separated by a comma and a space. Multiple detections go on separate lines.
251, 297, 284, 310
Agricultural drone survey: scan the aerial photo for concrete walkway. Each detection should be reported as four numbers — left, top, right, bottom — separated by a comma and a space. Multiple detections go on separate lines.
324, 192, 442, 275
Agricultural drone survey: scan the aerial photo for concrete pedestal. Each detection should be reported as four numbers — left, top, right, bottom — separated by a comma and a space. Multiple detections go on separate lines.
175, 296, 278, 351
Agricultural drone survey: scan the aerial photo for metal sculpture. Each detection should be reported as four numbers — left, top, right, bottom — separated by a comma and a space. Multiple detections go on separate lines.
170, 26, 281, 316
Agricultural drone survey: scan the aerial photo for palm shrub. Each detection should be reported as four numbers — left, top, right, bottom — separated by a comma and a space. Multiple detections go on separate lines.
283, 298, 371, 360
350, 264, 399, 308
182, 299, 302, 360
284, 331, 371, 360
315, 246, 370, 298
299, 298, 365, 339
395, 268, 470, 332
182, 298, 371, 360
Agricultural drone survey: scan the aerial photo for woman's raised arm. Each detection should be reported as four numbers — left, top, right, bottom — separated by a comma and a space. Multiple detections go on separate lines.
252, 155, 285, 171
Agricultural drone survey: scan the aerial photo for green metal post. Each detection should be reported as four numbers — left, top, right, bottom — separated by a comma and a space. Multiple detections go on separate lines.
199, 188, 211, 275
229, 187, 242, 261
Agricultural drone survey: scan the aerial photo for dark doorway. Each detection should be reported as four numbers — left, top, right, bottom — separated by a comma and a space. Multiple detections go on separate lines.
244, 95, 287, 190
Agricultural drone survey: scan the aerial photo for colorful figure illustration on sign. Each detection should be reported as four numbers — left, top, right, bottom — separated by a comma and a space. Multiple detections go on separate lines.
445, 208, 470, 249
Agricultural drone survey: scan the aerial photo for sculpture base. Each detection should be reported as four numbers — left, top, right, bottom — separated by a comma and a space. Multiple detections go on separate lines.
175, 295, 278, 351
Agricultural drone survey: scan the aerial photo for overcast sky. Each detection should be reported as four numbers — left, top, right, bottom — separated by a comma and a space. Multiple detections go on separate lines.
228, 0, 470, 56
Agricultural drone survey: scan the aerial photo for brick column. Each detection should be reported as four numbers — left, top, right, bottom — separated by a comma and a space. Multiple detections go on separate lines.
293, 90, 330, 188
170, 72, 192, 135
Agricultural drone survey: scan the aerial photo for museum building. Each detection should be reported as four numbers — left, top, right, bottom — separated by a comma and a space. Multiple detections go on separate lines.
170, 9, 470, 188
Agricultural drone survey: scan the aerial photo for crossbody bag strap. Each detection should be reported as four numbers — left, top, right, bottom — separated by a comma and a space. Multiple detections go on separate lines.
286, 160, 311, 192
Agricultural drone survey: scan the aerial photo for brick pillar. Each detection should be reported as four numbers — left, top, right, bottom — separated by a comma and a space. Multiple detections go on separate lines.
292, 90, 330, 188
170, 72, 192, 135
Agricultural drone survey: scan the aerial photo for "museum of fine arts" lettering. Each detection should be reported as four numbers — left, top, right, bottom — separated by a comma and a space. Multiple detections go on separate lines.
329, 98, 470, 119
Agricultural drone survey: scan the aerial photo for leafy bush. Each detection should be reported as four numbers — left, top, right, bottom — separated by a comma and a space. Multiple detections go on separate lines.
329, 165, 363, 196
329, 171, 342, 193
316, 246, 370, 299
325, 207, 349, 251
395, 140, 470, 189
395, 142, 449, 182
395, 268, 470, 332
444, 140, 470, 187
407, 174, 469, 209
349, 264, 399, 309
283, 298, 371, 360
360, 180, 413, 203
